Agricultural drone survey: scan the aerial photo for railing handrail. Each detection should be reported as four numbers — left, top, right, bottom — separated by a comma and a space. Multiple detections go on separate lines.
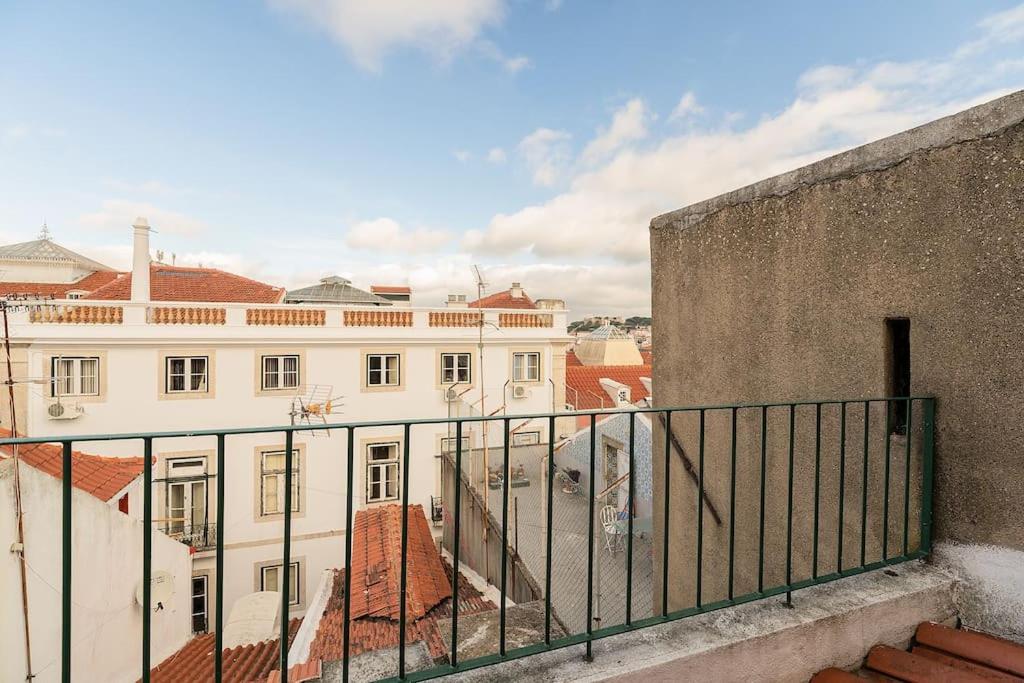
0, 395, 936, 445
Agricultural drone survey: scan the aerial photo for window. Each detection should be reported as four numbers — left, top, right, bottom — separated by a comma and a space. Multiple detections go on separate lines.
191, 576, 208, 634
366, 354, 400, 386
50, 357, 99, 397
512, 431, 541, 447
885, 318, 911, 435
441, 353, 471, 384
262, 355, 300, 390
260, 450, 300, 516
366, 442, 399, 503
166, 356, 208, 393
260, 562, 299, 605
512, 352, 541, 382
166, 458, 209, 547
441, 435, 470, 454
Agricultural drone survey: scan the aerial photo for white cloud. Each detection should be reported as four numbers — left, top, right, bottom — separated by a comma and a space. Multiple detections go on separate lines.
453, 149, 472, 163
466, 10, 1024, 265
517, 127, 571, 186
78, 200, 207, 237
345, 217, 451, 253
669, 91, 704, 120
475, 39, 531, 73
269, 0, 507, 71
503, 55, 531, 73
581, 98, 650, 164
958, 3, 1024, 57
486, 147, 507, 163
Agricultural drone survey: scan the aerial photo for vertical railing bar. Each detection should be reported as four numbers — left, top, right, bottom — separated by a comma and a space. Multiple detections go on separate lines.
920, 399, 936, 554
837, 402, 847, 574
544, 415, 555, 644
625, 410, 636, 625
882, 401, 892, 561
142, 437, 153, 682
757, 405, 767, 594
902, 399, 913, 556
279, 429, 294, 683
499, 418, 511, 656
398, 423, 412, 678
728, 406, 737, 602
661, 410, 671, 617
62, 440, 73, 683
785, 404, 795, 606
450, 420, 464, 667
215, 434, 226, 683
696, 409, 705, 608
860, 401, 870, 567
812, 403, 821, 580
343, 427, 355, 683
585, 413, 596, 661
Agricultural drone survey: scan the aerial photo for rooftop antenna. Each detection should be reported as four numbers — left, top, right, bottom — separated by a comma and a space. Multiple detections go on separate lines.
471, 264, 493, 574
288, 384, 344, 437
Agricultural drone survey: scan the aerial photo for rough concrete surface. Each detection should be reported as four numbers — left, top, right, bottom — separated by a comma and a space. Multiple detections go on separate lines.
320, 642, 433, 682
934, 541, 1024, 643
649, 89, 1024, 613
436, 600, 565, 662
444, 562, 956, 682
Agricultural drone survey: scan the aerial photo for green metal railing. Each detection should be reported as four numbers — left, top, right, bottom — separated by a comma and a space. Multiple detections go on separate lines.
1, 395, 936, 683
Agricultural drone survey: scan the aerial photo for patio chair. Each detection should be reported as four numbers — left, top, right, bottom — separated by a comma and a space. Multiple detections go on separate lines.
601, 505, 625, 554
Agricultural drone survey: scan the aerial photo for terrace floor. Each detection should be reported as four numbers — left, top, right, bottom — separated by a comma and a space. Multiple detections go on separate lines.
466, 444, 653, 634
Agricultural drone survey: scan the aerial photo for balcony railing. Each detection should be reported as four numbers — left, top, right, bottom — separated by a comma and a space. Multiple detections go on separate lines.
0, 395, 935, 683
167, 522, 217, 552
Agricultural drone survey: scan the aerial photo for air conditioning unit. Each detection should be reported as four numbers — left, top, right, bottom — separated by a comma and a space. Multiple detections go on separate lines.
512, 384, 529, 399
47, 401, 83, 420
443, 387, 460, 402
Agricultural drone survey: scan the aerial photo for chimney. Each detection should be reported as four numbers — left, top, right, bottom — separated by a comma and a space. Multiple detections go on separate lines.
131, 217, 151, 302
510, 282, 523, 299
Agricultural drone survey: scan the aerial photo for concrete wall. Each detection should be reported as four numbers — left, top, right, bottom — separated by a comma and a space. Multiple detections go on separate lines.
0, 460, 192, 683
649, 91, 1024, 611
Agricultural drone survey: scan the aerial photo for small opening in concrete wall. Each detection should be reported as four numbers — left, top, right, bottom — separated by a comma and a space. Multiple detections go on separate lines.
886, 317, 911, 435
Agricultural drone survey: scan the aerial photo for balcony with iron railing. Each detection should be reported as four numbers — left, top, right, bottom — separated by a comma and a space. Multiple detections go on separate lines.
166, 522, 217, 553
0, 396, 936, 683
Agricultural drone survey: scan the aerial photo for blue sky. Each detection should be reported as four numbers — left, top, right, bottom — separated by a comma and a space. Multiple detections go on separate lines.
2, 1, 1023, 316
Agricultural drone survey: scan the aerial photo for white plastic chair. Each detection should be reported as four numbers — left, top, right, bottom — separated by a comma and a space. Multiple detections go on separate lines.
601, 505, 625, 554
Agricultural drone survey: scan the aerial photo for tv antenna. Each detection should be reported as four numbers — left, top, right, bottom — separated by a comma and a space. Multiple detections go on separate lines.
289, 384, 344, 437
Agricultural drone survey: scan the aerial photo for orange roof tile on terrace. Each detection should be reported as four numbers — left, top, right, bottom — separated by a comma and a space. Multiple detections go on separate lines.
86, 264, 285, 303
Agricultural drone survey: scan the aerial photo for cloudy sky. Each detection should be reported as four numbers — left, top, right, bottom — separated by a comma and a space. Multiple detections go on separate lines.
2, 1, 1023, 317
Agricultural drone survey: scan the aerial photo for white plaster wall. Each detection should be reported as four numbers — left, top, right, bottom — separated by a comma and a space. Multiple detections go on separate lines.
0, 460, 192, 683
0, 260, 92, 284
10, 306, 568, 623
934, 541, 1024, 643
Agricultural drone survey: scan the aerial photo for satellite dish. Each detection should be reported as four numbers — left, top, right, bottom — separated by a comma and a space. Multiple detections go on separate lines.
135, 570, 175, 609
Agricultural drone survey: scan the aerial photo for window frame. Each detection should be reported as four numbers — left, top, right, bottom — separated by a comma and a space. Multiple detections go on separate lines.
191, 575, 208, 634
366, 441, 400, 503
440, 435, 471, 455
49, 356, 100, 397
165, 355, 210, 394
259, 562, 300, 606
440, 352, 472, 385
261, 354, 300, 391
366, 353, 401, 387
512, 351, 542, 383
259, 449, 301, 517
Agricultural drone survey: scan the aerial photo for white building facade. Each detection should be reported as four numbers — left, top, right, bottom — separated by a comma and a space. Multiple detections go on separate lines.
5, 296, 570, 634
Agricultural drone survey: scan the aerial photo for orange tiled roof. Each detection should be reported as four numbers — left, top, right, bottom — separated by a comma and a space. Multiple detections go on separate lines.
370, 285, 411, 294
469, 289, 537, 310
566, 350, 583, 366
350, 505, 451, 620
0, 429, 146, 501
148, 618, 301, 683
566, 364, 652, 410
309, 560, 495, 662
0, 270, 122, 298
87, 264, 285, 304
640, 350, 653, 365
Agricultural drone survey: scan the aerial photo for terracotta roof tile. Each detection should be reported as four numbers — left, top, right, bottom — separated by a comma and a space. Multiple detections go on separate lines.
0, 429, 145, 501
469, 289, 537, 310
0, 270, 122, 298
147, 618, 301, 683
566, 365, 652, 410
86, 264, 284, 304
308, 505, 496, 664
